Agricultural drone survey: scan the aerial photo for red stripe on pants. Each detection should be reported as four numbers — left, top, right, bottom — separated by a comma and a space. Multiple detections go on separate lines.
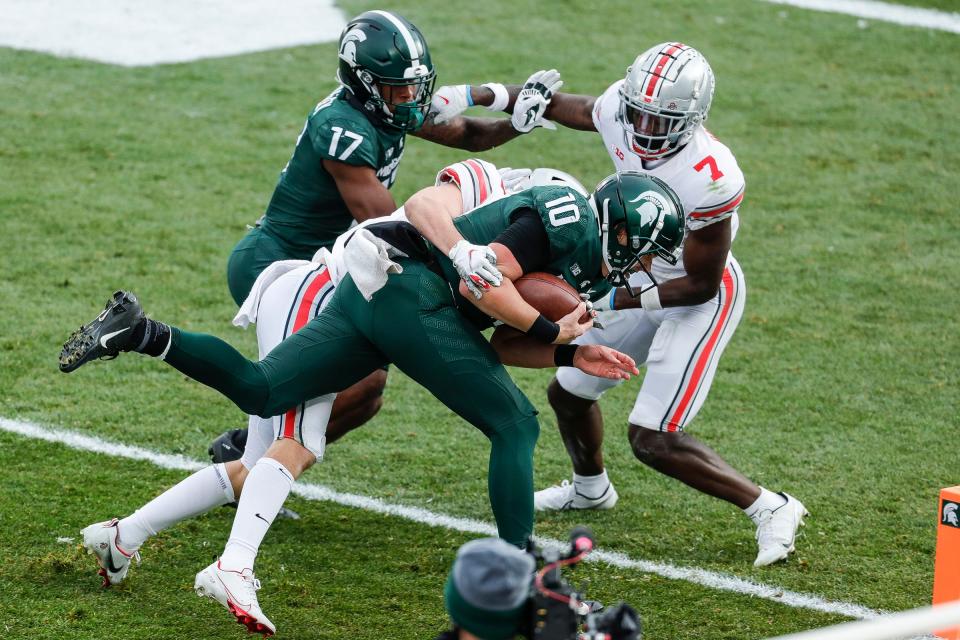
282, 268, 332, 438
665, 267, 735, 431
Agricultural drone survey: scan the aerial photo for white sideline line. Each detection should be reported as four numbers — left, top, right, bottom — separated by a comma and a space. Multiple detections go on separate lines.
0, 416, 883, 621
761, 0, 960, 34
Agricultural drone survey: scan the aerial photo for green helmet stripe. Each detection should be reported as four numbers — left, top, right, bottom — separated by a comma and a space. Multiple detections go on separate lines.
370, 10, 419, 66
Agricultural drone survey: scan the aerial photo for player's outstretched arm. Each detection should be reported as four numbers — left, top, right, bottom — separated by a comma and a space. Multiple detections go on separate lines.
489, 325, 637, 380
439, 79, 598, 132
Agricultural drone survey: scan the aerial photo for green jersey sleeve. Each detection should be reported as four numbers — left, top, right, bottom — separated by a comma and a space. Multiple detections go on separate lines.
310, 115, 380, 168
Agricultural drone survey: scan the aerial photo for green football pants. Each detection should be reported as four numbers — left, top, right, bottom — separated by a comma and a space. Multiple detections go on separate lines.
165, 259, 539, 546
226, 226, 304, 306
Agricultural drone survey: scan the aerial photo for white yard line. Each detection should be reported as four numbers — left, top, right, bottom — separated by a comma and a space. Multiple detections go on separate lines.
0, 416, 883, 620
761, 0, 960, 33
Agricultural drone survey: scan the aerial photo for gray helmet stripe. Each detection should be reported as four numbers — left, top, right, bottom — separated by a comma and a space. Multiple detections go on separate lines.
370, 10, 420, 66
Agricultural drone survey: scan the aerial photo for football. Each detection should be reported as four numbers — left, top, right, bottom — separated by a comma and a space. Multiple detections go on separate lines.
514, 272, 585, 321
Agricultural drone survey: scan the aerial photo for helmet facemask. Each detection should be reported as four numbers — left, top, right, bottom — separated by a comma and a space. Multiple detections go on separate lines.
371, 72, 436, 131
618, 99, 699, 159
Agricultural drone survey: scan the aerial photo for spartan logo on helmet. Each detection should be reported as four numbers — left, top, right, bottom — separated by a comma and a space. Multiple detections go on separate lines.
337, 27, 367, 68
943, 501, 960, 528
627, 191, 667, 228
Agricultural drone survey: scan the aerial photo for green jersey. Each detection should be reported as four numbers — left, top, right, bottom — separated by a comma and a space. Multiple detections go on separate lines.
259, 88, 406, 256
434, 185, 612, 328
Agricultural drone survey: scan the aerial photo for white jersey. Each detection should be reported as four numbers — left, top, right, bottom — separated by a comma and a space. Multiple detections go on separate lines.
592, 80, 745, 281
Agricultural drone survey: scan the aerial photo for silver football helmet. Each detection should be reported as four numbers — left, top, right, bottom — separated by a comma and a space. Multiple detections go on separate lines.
618, 43, 715, 159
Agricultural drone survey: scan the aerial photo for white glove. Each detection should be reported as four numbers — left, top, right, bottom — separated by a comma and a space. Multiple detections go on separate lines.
511, 69, 563, 133
428, 85, 471, 124
590, 288, 618, 312
498, 167, 532, 193
448, 240, 502, 299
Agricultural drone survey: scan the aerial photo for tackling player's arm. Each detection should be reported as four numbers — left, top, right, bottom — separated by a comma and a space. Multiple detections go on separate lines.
466, 85, 599, 132
489, 324, 637, 380
613, 218, 732, 309
414, 115, 523, 151
322, 159, 397, 223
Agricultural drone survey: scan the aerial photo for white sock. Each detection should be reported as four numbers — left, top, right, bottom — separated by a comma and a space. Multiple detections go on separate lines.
219, 458, 294, 571
118, 463, 235, 550
573, 470, 611, 499
744, 487, 787, 524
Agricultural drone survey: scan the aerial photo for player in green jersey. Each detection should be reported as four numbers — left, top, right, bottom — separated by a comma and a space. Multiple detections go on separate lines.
60, 171, 683, 633
223, 10, 555, 461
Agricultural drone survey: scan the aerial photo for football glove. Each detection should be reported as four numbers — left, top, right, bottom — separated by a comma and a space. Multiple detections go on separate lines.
498, 167, 533, 193
511, 69, 562, 133
428, 84, 471, 124
449, 240, 502, 299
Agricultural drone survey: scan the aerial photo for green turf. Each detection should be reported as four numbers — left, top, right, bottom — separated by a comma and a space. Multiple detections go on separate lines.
2, 0, 959, 637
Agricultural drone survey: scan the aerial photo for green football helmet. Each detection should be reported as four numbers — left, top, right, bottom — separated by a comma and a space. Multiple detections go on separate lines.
336, 10, 436, 132
590, 171, 685, 288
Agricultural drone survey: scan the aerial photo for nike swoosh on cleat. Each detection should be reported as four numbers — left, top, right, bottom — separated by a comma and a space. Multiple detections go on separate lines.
100, 328, 130, 348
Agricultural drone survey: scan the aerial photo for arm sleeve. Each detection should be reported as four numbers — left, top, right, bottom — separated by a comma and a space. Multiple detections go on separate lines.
492, 209, 551, 274
311, 117, 379, 168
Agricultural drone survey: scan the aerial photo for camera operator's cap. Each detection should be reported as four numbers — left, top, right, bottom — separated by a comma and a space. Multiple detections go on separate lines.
444, 538, 535, 640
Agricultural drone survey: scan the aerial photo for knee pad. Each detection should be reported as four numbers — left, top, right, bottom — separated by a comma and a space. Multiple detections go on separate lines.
628, 391, 673, 432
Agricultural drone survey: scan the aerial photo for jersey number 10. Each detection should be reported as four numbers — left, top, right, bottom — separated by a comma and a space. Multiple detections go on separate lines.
545, 193, 581, 227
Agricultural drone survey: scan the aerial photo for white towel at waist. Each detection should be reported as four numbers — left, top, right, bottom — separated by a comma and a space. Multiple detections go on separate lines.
342, 228, 408, 301
232, 258, 314, 328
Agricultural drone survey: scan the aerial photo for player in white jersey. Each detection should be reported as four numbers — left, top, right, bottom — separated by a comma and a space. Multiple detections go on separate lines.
429, 43, 807, 566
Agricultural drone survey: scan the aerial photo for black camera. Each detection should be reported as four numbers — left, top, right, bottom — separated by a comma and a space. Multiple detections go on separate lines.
522, 527, 641, 640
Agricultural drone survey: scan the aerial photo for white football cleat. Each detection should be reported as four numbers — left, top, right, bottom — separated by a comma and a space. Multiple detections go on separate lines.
534, 479, 619, 511
754, 492, 809, 567
81, 518, 140, 587
194, 560, 276, 637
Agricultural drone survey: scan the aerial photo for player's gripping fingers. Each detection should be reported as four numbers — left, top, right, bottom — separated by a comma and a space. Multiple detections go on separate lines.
429, 84, 470, 124
464, 274, 487, 300
535, 69, 563, 98
554, 302, 590, 344
474, 246, 502, 287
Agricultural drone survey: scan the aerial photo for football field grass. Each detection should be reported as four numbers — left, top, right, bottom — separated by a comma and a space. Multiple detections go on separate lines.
2, 1, 959, 638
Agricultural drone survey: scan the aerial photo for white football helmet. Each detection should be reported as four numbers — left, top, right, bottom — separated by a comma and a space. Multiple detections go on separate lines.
618, 43, 715, 159
528, 167, 589, 196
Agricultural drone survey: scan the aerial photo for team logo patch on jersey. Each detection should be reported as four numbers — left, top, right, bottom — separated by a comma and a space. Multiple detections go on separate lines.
944, 501, 960, 528
571, 263, 582, 276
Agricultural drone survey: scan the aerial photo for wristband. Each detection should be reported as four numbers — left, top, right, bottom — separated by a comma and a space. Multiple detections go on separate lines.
639, 285, 662, 311
526, 314, 560, 343
464, 84, 474, 107
553, 344, 578, 368
482, 82, 509, 112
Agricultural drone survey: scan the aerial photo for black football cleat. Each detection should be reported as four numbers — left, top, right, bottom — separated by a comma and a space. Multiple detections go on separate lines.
59, 290, 144, 373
